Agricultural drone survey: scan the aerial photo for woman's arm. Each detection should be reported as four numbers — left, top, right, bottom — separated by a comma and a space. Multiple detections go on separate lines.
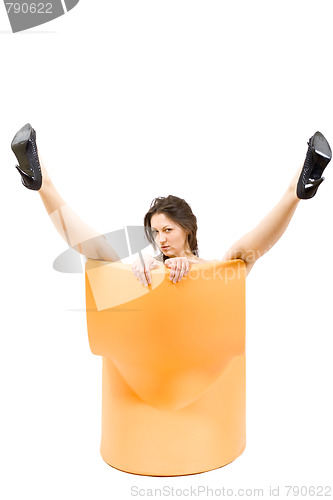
222, 164, 302, 276
38, 157, 120, 262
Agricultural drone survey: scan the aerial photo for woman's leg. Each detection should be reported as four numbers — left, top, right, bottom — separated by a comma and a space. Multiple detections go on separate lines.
222, 164, 303, 275
37, 156, 120, 262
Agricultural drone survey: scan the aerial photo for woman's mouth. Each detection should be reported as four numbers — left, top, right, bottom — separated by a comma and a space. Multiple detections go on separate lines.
161, 246, 169, 250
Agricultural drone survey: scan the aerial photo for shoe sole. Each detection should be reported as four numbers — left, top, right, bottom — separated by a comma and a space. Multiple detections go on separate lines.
297, 131, 332, 199
311, 131, 332, 179
11, 123, 34, 175
11, 123, 42, 190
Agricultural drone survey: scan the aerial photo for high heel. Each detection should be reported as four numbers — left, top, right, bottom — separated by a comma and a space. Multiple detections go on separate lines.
11, 123, 42, 191
297, 131, 332, 199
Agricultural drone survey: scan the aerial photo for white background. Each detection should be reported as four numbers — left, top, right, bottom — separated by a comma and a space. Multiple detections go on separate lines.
0, 1, 332, 499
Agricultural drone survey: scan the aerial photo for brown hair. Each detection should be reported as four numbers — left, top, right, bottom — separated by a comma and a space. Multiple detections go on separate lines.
144, 195, 199, 262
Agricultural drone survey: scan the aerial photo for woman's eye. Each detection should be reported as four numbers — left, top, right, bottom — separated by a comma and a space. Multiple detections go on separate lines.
152, 229, 171, 234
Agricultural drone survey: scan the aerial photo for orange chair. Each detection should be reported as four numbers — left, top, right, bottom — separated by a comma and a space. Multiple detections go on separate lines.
85, 258, 246, 476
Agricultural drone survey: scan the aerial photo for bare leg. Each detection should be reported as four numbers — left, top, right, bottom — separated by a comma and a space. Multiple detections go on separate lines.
37, 156, 120, 262
222, 164, 303, 275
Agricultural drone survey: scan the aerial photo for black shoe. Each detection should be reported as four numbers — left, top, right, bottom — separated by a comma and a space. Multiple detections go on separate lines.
297, 131, 332, 199
11, 123, 42, 191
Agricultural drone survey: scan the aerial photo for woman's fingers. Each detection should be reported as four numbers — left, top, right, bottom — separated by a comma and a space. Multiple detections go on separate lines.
177, 260, 188, 281
144, 267, 151, 285
139, 268, 150, 286
173, 260, 182, 283
168, 258, 189, 283
133, 256, 191, 286
132, 264, 151, 286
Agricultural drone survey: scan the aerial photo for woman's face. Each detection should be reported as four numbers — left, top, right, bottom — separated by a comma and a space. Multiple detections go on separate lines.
150, 213, 190, 258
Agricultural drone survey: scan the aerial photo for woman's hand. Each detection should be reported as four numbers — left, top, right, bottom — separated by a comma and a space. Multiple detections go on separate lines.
164, 257, 191, 283
132, 254, 161, 286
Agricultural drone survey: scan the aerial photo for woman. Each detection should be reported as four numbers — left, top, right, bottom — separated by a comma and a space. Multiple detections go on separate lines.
11, 123, 332, 286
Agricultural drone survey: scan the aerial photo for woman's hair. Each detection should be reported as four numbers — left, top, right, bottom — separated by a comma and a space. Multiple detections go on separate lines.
144, 195, 199, 262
